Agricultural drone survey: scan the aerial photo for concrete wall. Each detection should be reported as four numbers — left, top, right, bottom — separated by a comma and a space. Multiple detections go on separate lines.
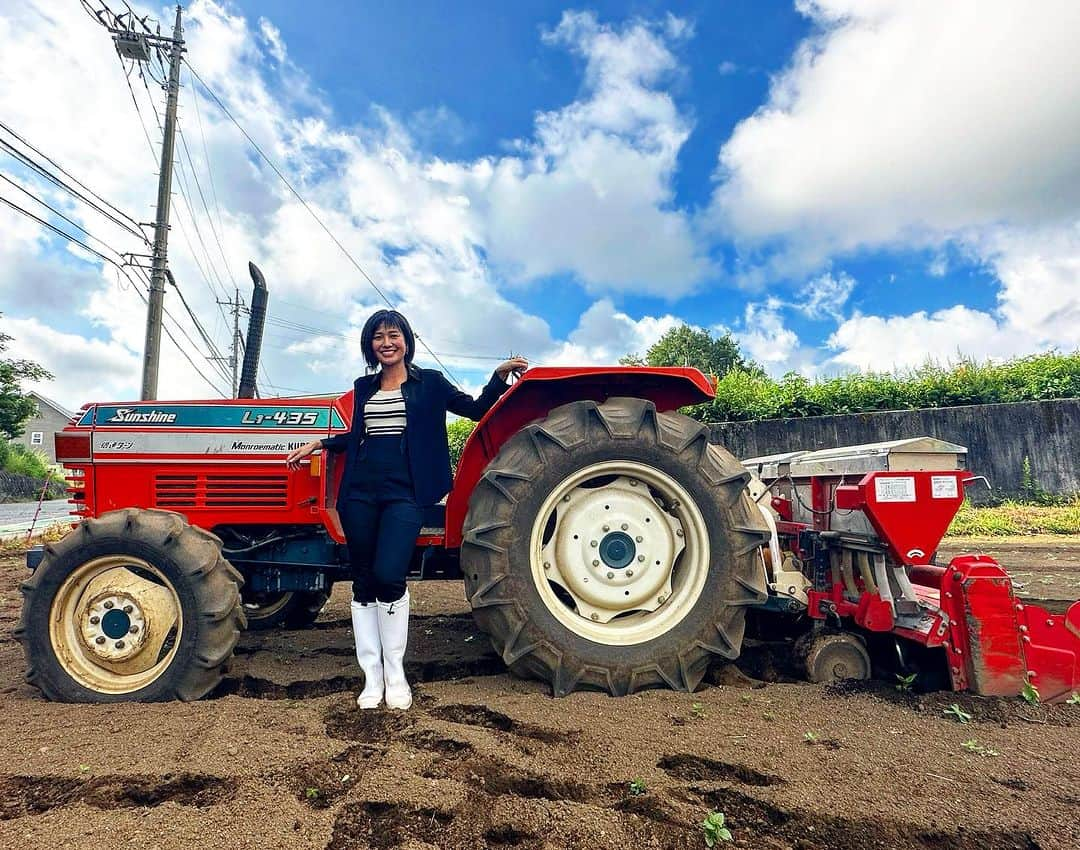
708, 398, 1080, 502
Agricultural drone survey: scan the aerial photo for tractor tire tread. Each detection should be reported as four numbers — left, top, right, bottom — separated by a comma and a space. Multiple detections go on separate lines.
461, 398, 768, 698
16, 509, 244, 703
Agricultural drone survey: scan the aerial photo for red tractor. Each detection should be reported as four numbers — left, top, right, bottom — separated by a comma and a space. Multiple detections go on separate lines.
15, 294, 1080, 703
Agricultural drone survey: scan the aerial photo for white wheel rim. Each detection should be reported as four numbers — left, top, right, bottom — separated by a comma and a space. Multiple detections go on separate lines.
529, 461, 710, 646
49, 555, 183, 694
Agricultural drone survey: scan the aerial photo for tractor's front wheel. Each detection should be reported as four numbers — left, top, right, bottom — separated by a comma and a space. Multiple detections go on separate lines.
15, 509, 245, 702
461, 398, 770, 696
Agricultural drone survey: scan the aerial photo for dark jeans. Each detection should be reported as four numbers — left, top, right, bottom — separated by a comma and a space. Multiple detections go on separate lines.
339, 434, 424, 603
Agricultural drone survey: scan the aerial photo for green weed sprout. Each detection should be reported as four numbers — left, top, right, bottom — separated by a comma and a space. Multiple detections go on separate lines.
701, 811, 733, 846
1021, 681, 1040, 705
895, 672, 917, 692
629, 778, 647, 796
1066, 693, 1080, 706
961, 739, 1000, 757
943, 703, 972, 723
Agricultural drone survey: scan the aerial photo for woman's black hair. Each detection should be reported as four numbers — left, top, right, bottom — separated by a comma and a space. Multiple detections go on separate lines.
360, 309, 416, 370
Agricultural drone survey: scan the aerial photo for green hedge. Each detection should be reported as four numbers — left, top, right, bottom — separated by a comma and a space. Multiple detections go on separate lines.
0, 441, 53, 480
697, 351, 1080, 422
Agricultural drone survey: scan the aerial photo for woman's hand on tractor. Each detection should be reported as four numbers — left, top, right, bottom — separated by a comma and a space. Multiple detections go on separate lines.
496, 356, 529, 382
286, 440, 322, 470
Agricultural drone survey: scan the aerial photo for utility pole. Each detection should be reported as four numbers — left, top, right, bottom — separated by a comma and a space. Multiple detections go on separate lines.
113, 6, 184, 400
212, 287, 245, 397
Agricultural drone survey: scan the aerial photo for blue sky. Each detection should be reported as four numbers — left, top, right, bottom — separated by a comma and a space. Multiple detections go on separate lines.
0, 1, 1077, 408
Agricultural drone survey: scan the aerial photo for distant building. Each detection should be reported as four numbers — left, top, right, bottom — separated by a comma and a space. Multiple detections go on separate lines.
9, 391, 74, 463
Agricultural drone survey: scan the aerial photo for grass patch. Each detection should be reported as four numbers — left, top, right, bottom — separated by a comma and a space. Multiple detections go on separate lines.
946, 498, 1080, 536
0, 522, 69, 556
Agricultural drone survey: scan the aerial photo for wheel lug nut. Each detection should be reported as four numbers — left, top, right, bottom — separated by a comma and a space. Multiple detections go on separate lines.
103, 601, 114, 609
590, 540, 598, 547
592, 559, 600, 567
90, 616, 100, 625
626, 570, 634, 577
563, 495, 571, 502
123, 605, 133, 614
629, 479, 637, 486
590, 613, 599, 621
637, 555, 645, 562
621, 523, 628, 531
129, 625, 139, 634
606, 572, 614, 579
658, 595, 667, 604
543, 561, 551, 570
115, 640, 125, 649
95, 636, 106, 645
635, 535, 643, 543
602, 524, 610, 532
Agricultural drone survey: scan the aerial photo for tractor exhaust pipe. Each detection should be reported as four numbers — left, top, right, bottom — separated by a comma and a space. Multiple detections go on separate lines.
237, 261, 268, 398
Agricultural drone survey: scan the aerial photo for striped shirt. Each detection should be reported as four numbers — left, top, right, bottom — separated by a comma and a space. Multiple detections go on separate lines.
364, 388, 407, 436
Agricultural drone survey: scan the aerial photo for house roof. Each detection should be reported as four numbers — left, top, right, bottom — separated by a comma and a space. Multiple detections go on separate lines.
29, 390, 74, 420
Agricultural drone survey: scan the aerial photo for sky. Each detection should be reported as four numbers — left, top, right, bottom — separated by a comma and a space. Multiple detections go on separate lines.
1, 0, 1078, 410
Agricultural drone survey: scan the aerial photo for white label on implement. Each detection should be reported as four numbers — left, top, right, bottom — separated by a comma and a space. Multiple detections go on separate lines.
875, 476, 916, 502
931, 475, 959, 499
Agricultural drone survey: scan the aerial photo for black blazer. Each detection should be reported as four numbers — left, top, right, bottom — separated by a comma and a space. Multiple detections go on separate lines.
322, 364, 510, 506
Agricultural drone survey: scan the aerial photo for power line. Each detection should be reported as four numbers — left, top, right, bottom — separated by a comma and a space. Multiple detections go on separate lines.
0, 193, 126, 270
0, 134, 149, 246
0, 172, 124, 258
0, 119, 148, 241
188, 65, 229, 274
176, 123, 236, 288
120, 53, 233, 354
184, 60, 465, 387
135, 63, 231, 303
0, 192, 229, 397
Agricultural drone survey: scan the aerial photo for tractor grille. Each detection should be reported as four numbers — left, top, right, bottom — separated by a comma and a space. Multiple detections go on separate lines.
154, 474, 289, 509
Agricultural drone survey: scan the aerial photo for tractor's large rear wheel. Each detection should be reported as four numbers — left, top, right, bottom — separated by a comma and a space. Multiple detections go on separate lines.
461, 398, 769, 696
15, 509, 245, 702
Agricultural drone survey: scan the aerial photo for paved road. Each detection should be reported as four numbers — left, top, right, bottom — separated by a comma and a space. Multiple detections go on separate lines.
0, 499, 73, 538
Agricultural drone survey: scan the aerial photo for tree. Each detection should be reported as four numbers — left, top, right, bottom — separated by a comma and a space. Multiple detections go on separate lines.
620, 324, 757, 378
0, 314, 53, 440
446, 417, 475, 473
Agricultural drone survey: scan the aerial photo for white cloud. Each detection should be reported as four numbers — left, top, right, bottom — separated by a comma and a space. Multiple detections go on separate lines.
712, 1, 1080, 253
828, 306, 1006, 371
546, 299, 679, 366
4, 317, 141, 405
794, 271, 854, 320
709, 0, 1080, 369
1, 2, 715, 409
725, 298, 821, 377
461, 11, 709, 296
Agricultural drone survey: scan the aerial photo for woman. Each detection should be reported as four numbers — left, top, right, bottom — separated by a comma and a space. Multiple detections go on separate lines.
286, 310, 527, 710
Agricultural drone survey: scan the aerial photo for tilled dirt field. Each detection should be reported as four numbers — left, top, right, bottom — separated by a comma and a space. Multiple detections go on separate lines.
0, 540, 1078, 850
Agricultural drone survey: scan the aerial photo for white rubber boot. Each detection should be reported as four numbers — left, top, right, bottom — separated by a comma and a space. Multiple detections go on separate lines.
377, 589, 412, 710
350, 600, 383, 709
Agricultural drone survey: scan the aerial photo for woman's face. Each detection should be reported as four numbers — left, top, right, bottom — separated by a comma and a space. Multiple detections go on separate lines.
372, 322, 406, 369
